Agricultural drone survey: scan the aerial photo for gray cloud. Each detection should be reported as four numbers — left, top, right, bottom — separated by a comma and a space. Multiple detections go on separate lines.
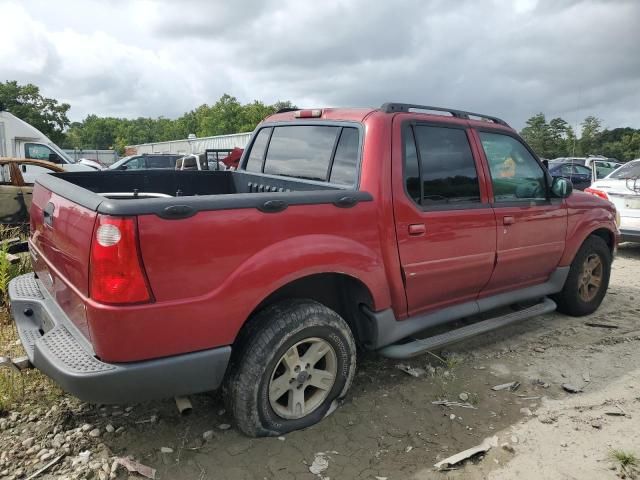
0, 0, 638, 131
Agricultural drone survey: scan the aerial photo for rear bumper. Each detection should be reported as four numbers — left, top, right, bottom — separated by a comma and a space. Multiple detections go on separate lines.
9, 273, 231, 404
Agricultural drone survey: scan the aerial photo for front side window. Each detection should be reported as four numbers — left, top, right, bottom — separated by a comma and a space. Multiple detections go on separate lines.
405, 125, 481, 207
479, 132, 546, 202
125, 157, 145, 170
25, 143, 54, 161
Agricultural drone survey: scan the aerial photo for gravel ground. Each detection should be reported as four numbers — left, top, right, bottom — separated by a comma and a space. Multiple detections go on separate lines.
1, 244, 639, 480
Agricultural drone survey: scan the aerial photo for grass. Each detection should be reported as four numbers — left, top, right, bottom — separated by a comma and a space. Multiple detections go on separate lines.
0, 224, 63, 413
610, 449, 639, 477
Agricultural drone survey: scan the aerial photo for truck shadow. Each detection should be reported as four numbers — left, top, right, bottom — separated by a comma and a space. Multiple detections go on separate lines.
74, 280, 640, 479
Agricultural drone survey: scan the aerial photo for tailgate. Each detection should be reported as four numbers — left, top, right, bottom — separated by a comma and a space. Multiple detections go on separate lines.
29, 183, 98, 338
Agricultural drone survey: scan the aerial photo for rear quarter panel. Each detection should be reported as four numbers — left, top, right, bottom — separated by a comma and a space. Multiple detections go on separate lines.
87, 200, 392, 362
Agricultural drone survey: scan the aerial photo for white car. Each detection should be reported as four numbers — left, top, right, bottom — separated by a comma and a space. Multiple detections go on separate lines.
586, 159, 640, 243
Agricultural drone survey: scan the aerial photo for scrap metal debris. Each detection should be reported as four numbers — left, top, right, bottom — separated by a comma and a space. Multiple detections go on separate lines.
174, 396, 192, 415
561, 383, 583, 393
432, 400, 477, 409
111, 457, 156, 479
433, 435, 498, 470
25, 454, 64, 480
395, 364, 427, 378
492, 381, 520, 392
309, 451, 338, 476
585, 322, 619, 329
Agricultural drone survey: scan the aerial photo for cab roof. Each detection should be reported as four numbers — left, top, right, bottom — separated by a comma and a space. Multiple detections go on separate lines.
265, 102, 512, 130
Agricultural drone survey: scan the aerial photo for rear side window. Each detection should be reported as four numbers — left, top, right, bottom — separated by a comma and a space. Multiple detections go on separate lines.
405, 125, 481, 206
244, 125, 361, 184
245, 127, 272, 172
146, 156, 173, 169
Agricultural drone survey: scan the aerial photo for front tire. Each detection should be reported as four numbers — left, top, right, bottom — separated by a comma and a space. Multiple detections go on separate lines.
552, 235, 611, 316
226, 299, 357, 437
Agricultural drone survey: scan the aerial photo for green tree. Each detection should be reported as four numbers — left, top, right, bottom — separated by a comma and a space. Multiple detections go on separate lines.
520, 113, 552, 157
0, 80, 70, 144
579, 116, 603, 156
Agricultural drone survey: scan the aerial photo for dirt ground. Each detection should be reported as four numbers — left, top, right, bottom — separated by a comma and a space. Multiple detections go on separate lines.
1, 244, 640, 480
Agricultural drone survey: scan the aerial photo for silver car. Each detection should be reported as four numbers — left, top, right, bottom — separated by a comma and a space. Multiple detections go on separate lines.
587, 159, 640, 243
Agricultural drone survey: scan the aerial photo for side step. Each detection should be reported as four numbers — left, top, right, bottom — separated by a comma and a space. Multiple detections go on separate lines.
378, 297, 557, 359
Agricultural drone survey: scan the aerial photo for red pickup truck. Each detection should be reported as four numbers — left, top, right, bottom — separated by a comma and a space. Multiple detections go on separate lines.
9, 103, 619, 436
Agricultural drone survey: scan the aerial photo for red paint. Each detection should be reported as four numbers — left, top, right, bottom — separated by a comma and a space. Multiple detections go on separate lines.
29, 107, 619, 363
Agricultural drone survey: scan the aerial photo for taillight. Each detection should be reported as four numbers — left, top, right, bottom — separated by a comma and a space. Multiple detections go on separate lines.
584, 187, 610, 201
89, 215, 152, 304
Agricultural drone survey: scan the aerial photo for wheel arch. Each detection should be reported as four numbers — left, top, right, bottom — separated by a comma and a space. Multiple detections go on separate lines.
239, 272, 377, 348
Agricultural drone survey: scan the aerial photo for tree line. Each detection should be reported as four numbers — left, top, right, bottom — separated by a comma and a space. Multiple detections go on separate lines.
1, 80, 639, 160
519, 113, 640, 161
0, 81, 294, 154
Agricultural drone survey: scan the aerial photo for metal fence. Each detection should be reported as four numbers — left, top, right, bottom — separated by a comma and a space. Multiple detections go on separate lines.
63, 149, 119, 165
126, 132, 252, 156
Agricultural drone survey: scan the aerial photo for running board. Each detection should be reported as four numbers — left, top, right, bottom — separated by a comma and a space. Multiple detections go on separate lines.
378, 297, 557, 359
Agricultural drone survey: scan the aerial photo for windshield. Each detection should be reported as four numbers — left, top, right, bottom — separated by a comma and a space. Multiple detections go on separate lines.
49, 143, 76, 163
109, 156, 134, 169
608, 161, 640, 179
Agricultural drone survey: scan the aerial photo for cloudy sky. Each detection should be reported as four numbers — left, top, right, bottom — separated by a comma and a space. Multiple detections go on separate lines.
1, 0, 639, 130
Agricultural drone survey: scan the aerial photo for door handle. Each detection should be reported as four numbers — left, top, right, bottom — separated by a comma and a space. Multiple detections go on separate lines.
21, 165, 26, 173
503, 216, 515, 225
408, 223, 426, 235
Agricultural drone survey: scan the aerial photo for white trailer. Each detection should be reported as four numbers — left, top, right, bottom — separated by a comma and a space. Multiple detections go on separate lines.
0, 110, 96, 182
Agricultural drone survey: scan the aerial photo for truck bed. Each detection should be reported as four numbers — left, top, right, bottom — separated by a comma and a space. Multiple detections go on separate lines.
39, 170, 370, 218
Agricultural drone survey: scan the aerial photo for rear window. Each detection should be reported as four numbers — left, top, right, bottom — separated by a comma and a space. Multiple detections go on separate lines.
146, 156, 174, 169
245, 125, 360, 185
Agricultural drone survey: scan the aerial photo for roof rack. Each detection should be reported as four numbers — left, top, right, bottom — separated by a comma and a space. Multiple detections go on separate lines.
380, 103, 509, 127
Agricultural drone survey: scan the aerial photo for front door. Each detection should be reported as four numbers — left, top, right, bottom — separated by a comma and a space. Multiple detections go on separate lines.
473, 130, 567, 296
23, 143, 61, 183
392, 120, 497, 317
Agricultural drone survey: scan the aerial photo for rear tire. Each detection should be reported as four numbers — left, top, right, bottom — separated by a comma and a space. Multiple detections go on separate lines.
225, 299, 357, 437
552, 235, 611, 316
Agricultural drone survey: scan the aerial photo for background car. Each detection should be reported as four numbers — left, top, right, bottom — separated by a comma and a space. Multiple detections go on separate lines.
0, 159, 64, 223
585, 159, 640, 243
551, 156, 622, 180
548, 162, 593, 190
108, 153, 182, 171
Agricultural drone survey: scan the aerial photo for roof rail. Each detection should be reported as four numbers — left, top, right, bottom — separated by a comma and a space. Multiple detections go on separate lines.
380, 103, 509, 127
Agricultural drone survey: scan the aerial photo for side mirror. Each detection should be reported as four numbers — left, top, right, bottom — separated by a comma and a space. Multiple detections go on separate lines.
551, 176, 573, 198
48, 153, 62, 164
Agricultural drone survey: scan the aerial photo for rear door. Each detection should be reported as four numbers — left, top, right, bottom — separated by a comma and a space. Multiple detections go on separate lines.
473, 129, 567, 295
569, 164, 592, 190
392, 119, 497, 316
